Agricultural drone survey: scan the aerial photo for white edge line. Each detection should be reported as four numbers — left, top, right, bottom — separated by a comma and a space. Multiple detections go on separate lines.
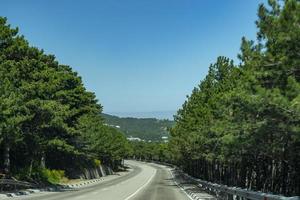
169, 169, 194, 200
124, 170, 156, 200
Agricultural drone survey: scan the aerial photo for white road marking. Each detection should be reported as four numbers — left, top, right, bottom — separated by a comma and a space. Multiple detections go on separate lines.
169, 169, 194, 200
73, 195, 85, 199
124, 170, 157, 200
92, 191, 100, 195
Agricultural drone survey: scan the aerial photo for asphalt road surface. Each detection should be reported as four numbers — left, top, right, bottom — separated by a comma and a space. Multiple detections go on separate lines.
14, 160, 191, 200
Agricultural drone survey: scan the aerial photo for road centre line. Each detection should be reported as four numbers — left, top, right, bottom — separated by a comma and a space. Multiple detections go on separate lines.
124, 169, 157, 200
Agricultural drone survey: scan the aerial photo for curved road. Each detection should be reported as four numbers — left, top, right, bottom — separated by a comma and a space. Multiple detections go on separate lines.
15, 160, 191, 200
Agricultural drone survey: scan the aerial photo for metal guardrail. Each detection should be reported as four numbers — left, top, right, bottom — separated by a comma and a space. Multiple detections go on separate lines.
183, 172, 299, 200
136, 160, 299, 200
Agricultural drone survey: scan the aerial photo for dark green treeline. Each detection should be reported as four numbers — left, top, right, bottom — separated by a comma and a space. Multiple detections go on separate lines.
168, 0, 300, 196
0, 17, 130, 182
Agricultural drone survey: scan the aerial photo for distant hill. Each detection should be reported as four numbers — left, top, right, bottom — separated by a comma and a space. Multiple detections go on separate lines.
108, 111, 175, 120
101, 113, 175, 141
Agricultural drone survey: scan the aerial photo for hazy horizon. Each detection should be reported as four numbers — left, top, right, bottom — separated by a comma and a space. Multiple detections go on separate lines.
107, 110, 176, 120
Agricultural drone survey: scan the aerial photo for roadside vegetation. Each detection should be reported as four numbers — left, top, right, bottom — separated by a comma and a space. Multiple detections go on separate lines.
169, 0, 300, 196
0, 17, 131, 184
0, 0, 299, 196
129, 141, 170, 162
131, 0, 300, 196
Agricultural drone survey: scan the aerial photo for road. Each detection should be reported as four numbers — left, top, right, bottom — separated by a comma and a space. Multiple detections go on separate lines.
14, 160, 191, 200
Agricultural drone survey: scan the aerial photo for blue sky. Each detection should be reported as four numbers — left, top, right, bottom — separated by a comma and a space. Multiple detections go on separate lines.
1, 0, 266, 119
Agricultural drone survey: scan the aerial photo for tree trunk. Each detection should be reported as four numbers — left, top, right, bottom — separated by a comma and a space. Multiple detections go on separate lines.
41, 153, 46, 169
3, 142, 10, 176
29, 159, 34, 177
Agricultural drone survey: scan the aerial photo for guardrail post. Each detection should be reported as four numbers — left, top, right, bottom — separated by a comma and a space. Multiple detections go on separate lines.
228, 193, 234, 200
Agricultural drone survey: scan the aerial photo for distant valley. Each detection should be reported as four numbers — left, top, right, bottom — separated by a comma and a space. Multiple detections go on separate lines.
101, 113, 175, 141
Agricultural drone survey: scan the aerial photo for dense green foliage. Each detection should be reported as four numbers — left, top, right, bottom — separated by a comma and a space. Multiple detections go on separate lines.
1, 0, 299, 196
40, 169, 65, 184
168, 0, 300, 196
129, 141, 171, 162
0, 17, 130, 182
102, 113, 174, 141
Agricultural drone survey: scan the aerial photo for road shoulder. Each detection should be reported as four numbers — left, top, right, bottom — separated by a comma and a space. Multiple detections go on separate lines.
0, 166, 135, 199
